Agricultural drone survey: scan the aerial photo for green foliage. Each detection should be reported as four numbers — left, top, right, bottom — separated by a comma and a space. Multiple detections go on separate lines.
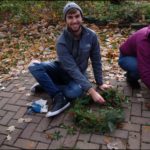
0, 0, 44, 24
51, 131, 63, 141
90, 1, 150, 23
69, 88, 127, 133
0, 0, 150, 24
60, 123, 77, 135
100, 88, 128, 107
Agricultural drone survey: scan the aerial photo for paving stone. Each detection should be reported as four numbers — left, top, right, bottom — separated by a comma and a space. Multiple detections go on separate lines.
141, 143, 150, 149
142, 101, 150, 111
127, 132, 140, 149
0, 92, 14, 98
8, 119, 27, 129
101, 145, 108, 149
4, 128, 22, 145
50, 113, 65, 126
0, 125, 8, 134
63, 131, 79, 148
16, 99, 28, 106
63, 112, 74, 126
13, 107, 27, 119
48, 128, 67, 149
75, 141, 100, 149
3, 104, 20, 112
132, 89, 141, 97
78, 133, 91, 142
118, 81, 128, 87
129, 97, 139, 103
121, 102, 131, 109
24, 84, 32, 90
30, 132, 51, 144
124, 87, 132, 96
119, 122, 140, 132
8, 93, 22, 104
137, 98, 145, 103
36, 142, 49, 149
117, 86, 124, 92
0, 111, 15, 125
131, 103, 141, 116
106, 129, 128, 139
142, 92, 150, 98
0, 145, 20, 149
142, 126, 150, 143
106, 138, 127, 149
0, 134, 6, 145
0, 98, 9, 109
131, 116, 150, 125
124, 108, 131, 122
14, 138, 37, 149
20, 123, 37, 138
90, 134, 111, 145
4, 84, 15, 92
23, 115, 42, 123
0, 110, 6, 117
20, 93, 32, 100
142, 111, 150, 118
36, 117, 50, 132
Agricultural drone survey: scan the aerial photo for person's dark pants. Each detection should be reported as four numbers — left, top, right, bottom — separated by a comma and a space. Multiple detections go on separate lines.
118, 53, 140, 81
28, 61, 83, 99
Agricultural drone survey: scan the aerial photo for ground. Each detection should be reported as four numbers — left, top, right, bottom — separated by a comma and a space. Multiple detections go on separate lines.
0, 65, 150, 149
0, 20, 150, 149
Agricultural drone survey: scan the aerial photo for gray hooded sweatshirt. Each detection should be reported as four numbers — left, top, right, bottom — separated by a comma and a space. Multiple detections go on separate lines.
56, 26, 103, 92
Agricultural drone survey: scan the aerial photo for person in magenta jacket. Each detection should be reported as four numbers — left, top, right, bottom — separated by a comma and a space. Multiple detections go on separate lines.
118, 26, 150, 89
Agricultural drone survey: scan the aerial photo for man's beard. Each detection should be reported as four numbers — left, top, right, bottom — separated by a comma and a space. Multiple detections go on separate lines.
68, 25, 81, 33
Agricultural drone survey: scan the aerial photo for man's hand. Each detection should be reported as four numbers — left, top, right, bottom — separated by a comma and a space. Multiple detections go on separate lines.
98, 83, 112, 91
88, 88, 105, 104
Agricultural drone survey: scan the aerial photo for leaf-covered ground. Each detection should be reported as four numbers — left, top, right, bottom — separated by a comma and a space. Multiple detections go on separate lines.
0, 19, 134, 83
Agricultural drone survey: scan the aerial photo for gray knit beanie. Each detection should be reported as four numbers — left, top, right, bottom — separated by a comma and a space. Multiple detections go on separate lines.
63, 2, 83, 20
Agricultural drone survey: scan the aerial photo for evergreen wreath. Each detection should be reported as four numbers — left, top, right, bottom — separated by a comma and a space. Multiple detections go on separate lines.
68, 88, 128, 134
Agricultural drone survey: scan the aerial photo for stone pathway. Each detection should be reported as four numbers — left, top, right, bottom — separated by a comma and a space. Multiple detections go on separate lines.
0, 72, 150, 149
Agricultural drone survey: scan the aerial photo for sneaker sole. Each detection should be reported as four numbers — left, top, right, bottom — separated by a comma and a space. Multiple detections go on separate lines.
45, 102, 70, 117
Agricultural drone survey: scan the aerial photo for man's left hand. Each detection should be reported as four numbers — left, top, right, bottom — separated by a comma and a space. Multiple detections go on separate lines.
98, 83, 112, 91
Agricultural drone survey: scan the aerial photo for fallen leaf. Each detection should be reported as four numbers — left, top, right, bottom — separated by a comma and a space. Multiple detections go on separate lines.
136, 93, 142, 98
143, 126, 150, 131
18, 118, 24, 123
107, 140, 125, 149
6, 135, 12, 141
18, 87, 26, 91
145, 102, 150, 110
24, 118, 32, 123
46, 133, 52, 139
0, 86, 6, 90
103, 136, 112, 144
6, 126, 15, 132
26, 93, 31, 96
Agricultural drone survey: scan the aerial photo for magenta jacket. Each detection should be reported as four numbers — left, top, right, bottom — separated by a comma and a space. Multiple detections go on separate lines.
120, 26, 150, 89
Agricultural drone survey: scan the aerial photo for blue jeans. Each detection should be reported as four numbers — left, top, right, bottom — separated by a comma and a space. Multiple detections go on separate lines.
118, 53, 140, 81
28, 61, 83, 99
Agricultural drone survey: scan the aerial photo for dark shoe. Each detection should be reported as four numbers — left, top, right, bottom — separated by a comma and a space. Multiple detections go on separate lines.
30, 83, 44, 94
126, 77, 141, 89
46, 93, 70, 117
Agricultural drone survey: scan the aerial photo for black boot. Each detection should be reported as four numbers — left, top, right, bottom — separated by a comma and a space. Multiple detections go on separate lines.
30, 83, 45, 94
125, 73, 141, 89
46, 92, 70, 117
